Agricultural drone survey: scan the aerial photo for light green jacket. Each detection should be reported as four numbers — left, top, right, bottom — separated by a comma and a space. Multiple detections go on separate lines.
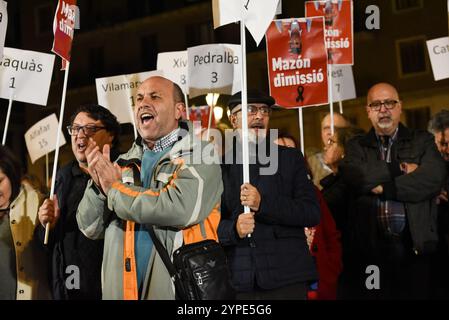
76, 121, 223, 299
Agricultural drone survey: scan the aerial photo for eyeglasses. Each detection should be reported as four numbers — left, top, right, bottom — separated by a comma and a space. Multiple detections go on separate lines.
67, 125, 106, 136
232, 105, 272, 116
368, 100, 399, 111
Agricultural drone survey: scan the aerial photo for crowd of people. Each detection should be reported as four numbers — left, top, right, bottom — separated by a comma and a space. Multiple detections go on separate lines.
0, 76, 448, 300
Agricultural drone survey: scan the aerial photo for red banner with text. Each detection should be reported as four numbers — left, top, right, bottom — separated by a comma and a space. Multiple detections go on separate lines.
52, 0, 77, 65
305, 0, 354, 65
266, 17, 328, 108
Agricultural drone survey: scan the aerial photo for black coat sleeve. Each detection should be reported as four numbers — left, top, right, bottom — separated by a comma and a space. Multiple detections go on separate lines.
394, 133, 447, 203
339, 138, 391, 195
256, 150, 321, 228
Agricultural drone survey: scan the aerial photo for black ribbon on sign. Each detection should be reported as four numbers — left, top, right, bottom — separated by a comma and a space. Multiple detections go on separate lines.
296, 86, 305, 103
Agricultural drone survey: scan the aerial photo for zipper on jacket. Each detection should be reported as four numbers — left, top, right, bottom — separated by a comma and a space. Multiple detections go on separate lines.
194, 272, 203, 285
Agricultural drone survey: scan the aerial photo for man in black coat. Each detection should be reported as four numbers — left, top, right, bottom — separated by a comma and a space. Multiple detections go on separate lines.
339, 83, 447, 299
218, 89, 320, 300
428, 109, 449, 298
37, 105, 120, 299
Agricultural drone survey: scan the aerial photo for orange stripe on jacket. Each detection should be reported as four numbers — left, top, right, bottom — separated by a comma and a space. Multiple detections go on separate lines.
183, 203, 221, 244
123, 221, 138, 300
111, 172, 178, 198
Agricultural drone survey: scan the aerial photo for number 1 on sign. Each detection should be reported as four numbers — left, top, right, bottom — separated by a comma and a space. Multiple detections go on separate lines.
9, 77, 16, 89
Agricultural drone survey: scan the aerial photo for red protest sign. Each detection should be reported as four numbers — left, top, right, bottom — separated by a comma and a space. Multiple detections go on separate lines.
305, 0, 353, 65
266, 18, 328, 108
52, 0, 77, 63
186, 106, 215, 128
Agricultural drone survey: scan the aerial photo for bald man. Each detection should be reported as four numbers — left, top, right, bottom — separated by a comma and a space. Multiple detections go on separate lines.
309, 112, 350, 188
339, 83, 447, 299
76, 76, 223, 299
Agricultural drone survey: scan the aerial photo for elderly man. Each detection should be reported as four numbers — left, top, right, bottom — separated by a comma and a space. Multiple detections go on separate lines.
218, 89, 320, 300
339, 83, 447, 299
308, 112, 350, 188
76, 76, 223, 300
38, 104, 120, 300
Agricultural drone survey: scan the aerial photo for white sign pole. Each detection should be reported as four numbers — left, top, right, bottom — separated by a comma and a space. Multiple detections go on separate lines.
339, 100, 343, 114
240, 8, 251, 217
298, 108, 304, 156
206, 102, 214, 141
184, 92, 190, 120
45, 63, 70, 245
328, 64, 334, 135
1, 93, 13, 145
128, 102, 137, 140
46, 153, 49, 188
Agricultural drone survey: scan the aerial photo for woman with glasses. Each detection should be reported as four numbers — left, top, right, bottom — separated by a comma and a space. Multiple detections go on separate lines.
0, 145, 50, 299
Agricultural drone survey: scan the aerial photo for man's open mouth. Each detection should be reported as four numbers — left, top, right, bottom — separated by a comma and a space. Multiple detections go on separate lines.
140, 113, 154, 125
77, 142, 87, 152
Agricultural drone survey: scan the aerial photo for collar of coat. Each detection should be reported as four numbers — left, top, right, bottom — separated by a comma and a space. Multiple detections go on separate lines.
116, 120, 195, 168
360, 122, 412, 148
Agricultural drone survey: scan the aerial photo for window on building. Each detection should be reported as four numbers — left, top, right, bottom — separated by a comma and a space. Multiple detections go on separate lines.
186, 21, 214, 47
35, 3, 54, 36
405, 106, 430, 130
393, 0, 423, 12
88, 47, 105, 79
396, 37, 428, 77
141, 34, 158, 70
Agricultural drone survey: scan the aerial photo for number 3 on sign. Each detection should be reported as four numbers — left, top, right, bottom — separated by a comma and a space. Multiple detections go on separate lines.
211, 72, 218, 84
180, 74, 186, 85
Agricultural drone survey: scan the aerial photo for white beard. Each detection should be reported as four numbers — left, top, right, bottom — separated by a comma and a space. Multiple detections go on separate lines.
378, 119, 393, 129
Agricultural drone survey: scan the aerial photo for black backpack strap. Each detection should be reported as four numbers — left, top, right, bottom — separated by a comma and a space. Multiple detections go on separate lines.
148, 227, 177, 278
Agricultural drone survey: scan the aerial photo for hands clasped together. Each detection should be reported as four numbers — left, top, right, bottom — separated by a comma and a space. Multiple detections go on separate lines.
85, 138, 121, 194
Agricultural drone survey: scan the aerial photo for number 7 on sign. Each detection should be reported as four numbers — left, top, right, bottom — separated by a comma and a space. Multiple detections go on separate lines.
244, 0, 250, 10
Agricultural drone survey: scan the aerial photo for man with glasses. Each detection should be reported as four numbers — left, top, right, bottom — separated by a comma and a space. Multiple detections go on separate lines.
37, 104, 120, 299
339, 83, 446, 299
218, 89, 320, 299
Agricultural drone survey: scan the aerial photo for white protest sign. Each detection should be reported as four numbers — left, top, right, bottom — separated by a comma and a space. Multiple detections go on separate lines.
0, 1, 7, 60
331, 65, 356, 102
276, 0, 282, 15
157, 51, 188, 94
0, 47, 55, 105
25, 114, 66, 164
212, 0, 280, 45
427, 37, 449, 81
96, 70, 162, 124
188, 43, 241, 98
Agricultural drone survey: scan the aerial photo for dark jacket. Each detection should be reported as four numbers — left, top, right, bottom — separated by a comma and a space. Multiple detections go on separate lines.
339, 123, 447, 256
320, 172, 349, 233
37, 160, 107, 299
218, 139, 320, 292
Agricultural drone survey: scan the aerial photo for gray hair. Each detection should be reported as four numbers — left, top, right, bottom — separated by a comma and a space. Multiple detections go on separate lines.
428, 109, 449, 134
